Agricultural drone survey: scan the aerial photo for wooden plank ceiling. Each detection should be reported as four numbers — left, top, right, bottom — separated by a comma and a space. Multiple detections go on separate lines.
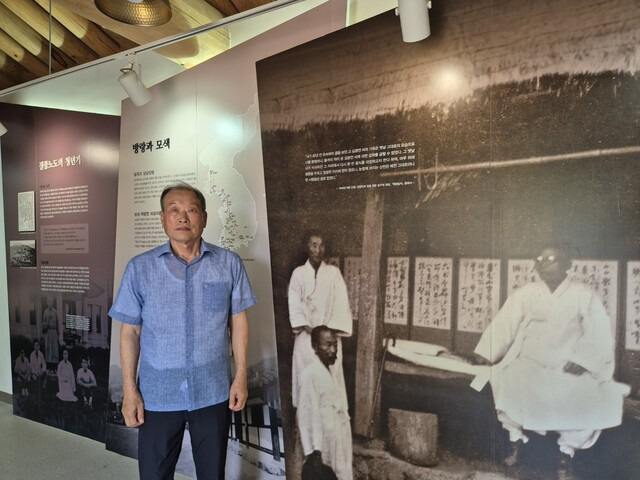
0, 0, 275, 91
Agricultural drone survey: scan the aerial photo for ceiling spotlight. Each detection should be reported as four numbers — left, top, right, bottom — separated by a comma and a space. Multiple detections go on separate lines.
118, 62, 152, 107
95, 0, 172, 26
0, 122, 7, 137
396, 0, 432, 43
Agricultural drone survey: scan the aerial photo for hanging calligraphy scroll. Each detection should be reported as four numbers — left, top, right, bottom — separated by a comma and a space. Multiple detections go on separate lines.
457, 258, 501, 333
626, 261, 640, 351
412, 257, 453, 329
568, 260, 618, 331
506, 259, 539, 296
384, 257, 410, 325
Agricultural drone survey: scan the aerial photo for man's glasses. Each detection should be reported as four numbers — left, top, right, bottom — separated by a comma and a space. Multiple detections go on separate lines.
535, 255, 557, 263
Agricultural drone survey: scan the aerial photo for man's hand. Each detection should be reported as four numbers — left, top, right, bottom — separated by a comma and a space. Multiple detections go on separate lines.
229, 310, 249, 411
228, 375, 248, 411
292, 325, 312, 335
122, 389, 145, 427
470, 353, 492, 366
120, 323, 143, 426
563, 361, 587, 376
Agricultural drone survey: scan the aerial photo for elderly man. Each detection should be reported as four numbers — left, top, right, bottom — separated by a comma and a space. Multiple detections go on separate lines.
297, 326, 352, 480
474, 246, 629, 476
109, 182, 256, 480
288, 232, 352, 411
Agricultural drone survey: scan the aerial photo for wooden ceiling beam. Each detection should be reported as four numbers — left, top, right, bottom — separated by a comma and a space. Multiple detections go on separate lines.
204, 1, 279, 20
231, 0, 275, 12
205, 0, 240, 17
34, 0, 134, 58
56, 0, 230, 68
102, 29, 138, 52
1, 0, 98, 66
0, 3, 73, 72
0, 0, 276, 92
0, 69, 19, 90
0, 50, 38, 85
0, 28, 52, 77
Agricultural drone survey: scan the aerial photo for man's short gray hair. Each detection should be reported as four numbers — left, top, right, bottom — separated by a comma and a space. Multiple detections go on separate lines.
160, 182, 207, 212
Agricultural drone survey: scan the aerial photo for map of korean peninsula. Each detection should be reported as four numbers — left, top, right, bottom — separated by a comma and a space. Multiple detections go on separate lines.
199, 97, 259, 250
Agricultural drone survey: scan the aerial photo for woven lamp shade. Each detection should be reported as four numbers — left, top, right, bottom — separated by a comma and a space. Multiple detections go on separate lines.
95, 0, 172, 26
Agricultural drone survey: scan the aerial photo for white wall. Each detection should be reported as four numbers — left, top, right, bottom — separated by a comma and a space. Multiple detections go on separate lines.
0, 145, 13, 395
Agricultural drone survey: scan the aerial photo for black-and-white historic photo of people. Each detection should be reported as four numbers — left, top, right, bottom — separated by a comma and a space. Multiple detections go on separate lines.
257, 0, 640, 478
289, 232, 353, 479
472, 245, 630, 476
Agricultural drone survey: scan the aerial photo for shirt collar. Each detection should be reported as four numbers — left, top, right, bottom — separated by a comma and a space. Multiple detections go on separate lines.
553, 276, 572, 296
305, 259, 326, 270
157, 239, 216, 260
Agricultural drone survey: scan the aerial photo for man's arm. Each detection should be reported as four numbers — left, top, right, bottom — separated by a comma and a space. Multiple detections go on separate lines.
288, 268, 312, 330
120, 323, 145, 427
229, 310, 249, 411
86, 370, 98, 387
327, 270, 353, 336
474, 291, 525, 364
563, 362, 587, 375
566, 289, 615, 380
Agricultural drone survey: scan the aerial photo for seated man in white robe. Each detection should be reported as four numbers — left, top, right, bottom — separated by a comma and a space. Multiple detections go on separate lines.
474, 246, 629, 476
297, 326, 352, 480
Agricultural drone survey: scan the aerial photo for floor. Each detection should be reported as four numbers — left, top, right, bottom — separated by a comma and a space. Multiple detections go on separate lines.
0, 398, 190, 480
3, 392, 640, 480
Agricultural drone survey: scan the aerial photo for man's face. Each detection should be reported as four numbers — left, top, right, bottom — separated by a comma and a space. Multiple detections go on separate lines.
160, 189, 207, 246
534, 247, 568, 283
81, 360, 88, 370
62, 350, 68, 360
34, 342, 40, 351
314, 330, 338, 367
307, 235, 325, 265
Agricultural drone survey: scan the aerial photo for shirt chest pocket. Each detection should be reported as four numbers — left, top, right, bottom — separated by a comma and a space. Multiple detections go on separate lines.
203, 282, 231, 312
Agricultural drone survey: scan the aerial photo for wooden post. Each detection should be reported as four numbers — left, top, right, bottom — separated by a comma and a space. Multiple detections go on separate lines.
354, 189, 385, 437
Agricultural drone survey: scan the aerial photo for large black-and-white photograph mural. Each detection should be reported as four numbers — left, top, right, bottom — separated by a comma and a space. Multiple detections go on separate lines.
257, 0, 640, 478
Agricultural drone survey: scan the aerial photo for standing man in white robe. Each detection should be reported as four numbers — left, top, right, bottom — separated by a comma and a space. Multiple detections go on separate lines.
474, 246, 629, 476
298, 326, 352, 480
288, 232, 352, 410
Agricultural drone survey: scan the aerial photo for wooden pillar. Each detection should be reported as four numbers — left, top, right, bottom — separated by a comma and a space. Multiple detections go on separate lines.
354, 189, 385, 437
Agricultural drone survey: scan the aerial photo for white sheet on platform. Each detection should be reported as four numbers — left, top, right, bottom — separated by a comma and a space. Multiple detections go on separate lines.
385, 338, 490, 391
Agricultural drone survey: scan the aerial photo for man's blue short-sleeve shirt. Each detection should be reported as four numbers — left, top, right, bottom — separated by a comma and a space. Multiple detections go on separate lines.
108, 240, 257, 412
